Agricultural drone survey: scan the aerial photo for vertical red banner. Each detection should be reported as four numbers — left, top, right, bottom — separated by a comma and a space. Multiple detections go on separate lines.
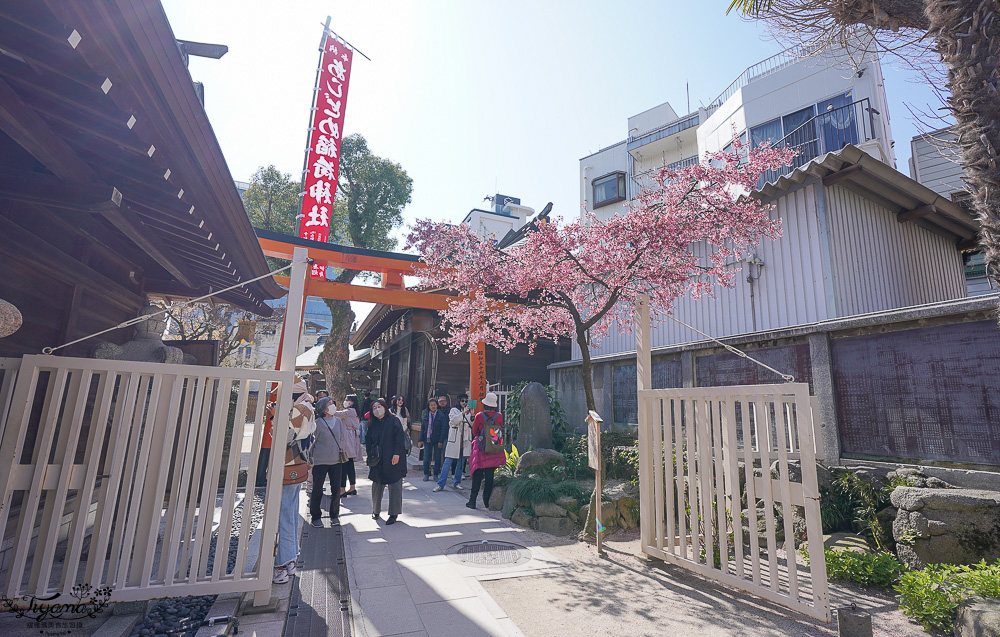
299, 34, 354, 278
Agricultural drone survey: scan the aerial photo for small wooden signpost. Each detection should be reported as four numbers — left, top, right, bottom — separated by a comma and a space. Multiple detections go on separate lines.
586, 410, 604, 555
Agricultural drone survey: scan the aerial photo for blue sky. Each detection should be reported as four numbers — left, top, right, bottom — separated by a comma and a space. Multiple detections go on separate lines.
160, 0, 945, 322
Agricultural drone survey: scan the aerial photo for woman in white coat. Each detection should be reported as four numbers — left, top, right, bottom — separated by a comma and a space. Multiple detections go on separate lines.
433, 393, 473, 492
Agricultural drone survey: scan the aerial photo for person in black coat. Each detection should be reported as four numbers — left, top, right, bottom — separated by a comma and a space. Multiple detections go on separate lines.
366, 398, 408, 524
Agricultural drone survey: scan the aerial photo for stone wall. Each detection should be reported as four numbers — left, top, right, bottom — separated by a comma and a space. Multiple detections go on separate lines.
891, 487, 1000, 569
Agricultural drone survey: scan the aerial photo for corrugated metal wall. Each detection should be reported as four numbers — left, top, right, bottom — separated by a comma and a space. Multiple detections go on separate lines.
581, 183, 832, 358
910, 131, 966, 199
826, 185, 966, 317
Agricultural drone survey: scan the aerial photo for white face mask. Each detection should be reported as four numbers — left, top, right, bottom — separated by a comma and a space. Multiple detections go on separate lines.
326, 405, 336, 416
345, 400, 353, 408
372, 405, 385, 419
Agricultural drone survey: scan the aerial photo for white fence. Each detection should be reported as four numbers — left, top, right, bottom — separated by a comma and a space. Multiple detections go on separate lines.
637, 383, 829, 622
0, 354, 294, 603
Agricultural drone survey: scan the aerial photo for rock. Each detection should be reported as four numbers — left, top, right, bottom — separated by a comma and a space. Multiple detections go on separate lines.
556, 495, 578, 510
617, 496, 639, 529
955, 597, 1000, 637
579, 504, 590, 527
501, 488, 518, 519
815, 463, 834, 493
567, 510, 579, 523
926, 477, 952, 489
770, 460, 802, 483
536, 516, 578, 536
515, 382, 553, 450
515, 449, 564, 476
892, 487, 1000, 569
824, 532, 872, 553
603, 480, 639, 500
533, 501, 568, 517
511, 508, 535, 529
489, 485, 507, 511
91, 303, 188, 364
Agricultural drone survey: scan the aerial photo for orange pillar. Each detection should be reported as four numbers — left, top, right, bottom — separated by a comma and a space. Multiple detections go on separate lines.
470, 342, 486, 413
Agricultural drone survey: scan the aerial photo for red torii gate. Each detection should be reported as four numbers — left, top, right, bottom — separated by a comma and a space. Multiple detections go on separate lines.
256, 229, 487, 406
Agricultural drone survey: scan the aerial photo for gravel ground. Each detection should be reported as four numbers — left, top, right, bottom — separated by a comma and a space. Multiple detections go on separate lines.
127, 490, 266, 637
481, 527, 928, 637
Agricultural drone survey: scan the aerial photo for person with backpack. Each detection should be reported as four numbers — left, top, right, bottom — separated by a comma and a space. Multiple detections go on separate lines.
273, 395, 316, 584
310, 397, 347, 528
466, 392, 506, 510
434, 393, 473, 492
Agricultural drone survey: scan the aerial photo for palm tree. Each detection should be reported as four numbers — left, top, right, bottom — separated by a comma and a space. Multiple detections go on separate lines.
728, 0, 997, 298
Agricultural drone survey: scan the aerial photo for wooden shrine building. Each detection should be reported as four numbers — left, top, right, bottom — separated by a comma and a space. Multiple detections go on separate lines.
0, 0, 284, 359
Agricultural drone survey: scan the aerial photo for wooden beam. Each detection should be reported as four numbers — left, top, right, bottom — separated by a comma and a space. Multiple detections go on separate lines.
957, 237, 980, 251
0, 167, 121, 212
273, 276, 455, 311
0, 74, 92, 183
897, 204, 936, 223
105, 206, 195, 288
821, 163, 863, 187
258, 235, 423, 275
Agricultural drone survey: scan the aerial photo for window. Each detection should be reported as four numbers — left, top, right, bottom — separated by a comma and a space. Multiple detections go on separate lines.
750, 118, 782, 149
593, 172, 626, 207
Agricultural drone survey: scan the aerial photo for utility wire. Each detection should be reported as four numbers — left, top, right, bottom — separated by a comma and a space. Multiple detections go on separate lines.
662, 313, 795, 382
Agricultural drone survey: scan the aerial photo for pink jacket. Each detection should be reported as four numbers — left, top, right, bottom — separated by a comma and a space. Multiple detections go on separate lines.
469, 410, 506, 473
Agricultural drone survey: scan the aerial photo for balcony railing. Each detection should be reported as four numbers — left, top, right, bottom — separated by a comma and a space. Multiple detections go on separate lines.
757, 98, 878, 188
706, 43, 822, 114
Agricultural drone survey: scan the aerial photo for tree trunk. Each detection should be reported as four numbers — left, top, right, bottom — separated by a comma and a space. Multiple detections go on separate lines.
575, 327, 605, 541
319, 299, 355, 400
925, 0, 1000, 295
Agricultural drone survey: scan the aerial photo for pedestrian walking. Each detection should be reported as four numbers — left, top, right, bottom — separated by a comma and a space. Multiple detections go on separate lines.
467, 392, 506, 510
336, 394, 363, 497
359, 390, 373, 444
420, 397, 447, 481
390, 396, 415, 455
274, 397, 316, 584
366, 398, 407, 524
310, 397, 347, 527
435, 393, 472, 492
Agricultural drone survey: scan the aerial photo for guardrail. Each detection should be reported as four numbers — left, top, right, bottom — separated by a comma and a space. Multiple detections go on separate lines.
758, 98, 878, 188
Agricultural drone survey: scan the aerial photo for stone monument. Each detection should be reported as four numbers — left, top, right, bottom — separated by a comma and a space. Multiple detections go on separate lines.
91, 304, 191, 364
514, 381, 552, 450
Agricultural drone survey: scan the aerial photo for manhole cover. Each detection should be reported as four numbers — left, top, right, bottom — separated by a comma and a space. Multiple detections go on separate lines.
445, 540, 532, 567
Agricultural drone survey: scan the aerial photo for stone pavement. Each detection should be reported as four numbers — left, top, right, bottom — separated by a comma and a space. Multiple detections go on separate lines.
336, 459, 564, 637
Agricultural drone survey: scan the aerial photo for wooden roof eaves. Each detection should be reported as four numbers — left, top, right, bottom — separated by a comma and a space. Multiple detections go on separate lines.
41, 0, 282, 311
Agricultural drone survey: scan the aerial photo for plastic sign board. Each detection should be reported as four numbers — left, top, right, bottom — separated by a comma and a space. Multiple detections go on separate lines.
299, 33, 354, 278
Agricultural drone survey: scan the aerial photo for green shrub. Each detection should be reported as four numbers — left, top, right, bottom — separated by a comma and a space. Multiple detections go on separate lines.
817, 471, 895, 551
506, 475, 588, 506
896, 559, 1000, 633
822, 549, 904, 589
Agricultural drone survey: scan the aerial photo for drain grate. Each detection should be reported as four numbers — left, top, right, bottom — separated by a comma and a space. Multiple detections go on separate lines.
445, 540, 532, 567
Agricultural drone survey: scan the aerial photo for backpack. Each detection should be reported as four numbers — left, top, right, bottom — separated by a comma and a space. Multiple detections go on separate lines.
479, 412, 505, 455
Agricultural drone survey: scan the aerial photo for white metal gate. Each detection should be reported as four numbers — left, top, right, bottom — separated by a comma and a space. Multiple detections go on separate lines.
637, 383, 829, 622
0, 355, 294, 603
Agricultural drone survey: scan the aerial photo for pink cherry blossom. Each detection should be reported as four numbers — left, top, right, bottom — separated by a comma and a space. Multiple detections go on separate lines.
407, 136, 795, 412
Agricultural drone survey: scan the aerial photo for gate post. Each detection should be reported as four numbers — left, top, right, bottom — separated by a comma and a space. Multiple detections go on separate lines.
255, 247, 308, 607
635, 294, 652, 554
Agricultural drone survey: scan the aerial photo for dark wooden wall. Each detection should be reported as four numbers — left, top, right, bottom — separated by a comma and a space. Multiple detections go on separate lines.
0, 199, 146, 358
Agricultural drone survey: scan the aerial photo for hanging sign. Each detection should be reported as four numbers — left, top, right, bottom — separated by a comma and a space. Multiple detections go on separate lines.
299, 32, 354, 278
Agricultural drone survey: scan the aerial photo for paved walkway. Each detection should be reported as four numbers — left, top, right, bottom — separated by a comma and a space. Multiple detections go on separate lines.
334, 459, 563, 637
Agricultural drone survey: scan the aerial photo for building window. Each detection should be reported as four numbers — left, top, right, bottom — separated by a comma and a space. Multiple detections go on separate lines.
593, 172, 626, 208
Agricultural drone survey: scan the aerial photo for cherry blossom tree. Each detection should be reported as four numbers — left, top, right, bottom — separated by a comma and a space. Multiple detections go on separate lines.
407, 138, 796, 418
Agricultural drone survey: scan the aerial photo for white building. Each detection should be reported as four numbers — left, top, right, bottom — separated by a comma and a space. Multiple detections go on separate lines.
582, 45, 894, 221
572, 46, 978, 361
462, 193, 535, 243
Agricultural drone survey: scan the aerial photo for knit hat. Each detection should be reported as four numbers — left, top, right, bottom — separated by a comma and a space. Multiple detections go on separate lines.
315, 396, 333, 417
482, 392, 499, 408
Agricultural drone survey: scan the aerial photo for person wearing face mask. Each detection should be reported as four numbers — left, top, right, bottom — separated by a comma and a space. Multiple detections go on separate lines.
335, 394, 363, 497
365, 398, 407, 524
310, 397, 346, 527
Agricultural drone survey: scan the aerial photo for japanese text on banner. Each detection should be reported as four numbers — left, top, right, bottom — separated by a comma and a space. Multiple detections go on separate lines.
299, 35, 354, 278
